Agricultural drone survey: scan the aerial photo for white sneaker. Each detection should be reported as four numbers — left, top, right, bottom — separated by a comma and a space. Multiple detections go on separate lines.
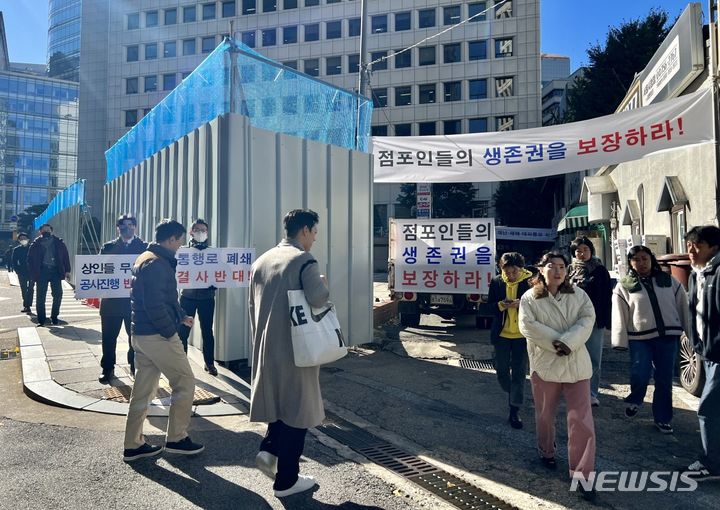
274, 475, 316, 497
590, 396, 600, 407
255, 451, 278, 479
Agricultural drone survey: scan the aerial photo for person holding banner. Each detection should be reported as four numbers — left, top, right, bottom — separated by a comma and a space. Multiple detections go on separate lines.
27, 223, 71, 326
11, 232, 33, 313
519, 252, 596, 501
98, 214, 147, 384
487, 252, 533, 429
249, 209, 329, 497
123, 219, 203, 462
177, 219, 218, 376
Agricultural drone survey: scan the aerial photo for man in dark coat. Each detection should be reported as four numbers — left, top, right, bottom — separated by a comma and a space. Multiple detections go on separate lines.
11, 232, 33, 313
27, 223, 71, 326
99, 214, 148, 383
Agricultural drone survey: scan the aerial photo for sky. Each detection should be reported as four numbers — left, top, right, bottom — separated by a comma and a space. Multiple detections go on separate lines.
0, 1, 710, 69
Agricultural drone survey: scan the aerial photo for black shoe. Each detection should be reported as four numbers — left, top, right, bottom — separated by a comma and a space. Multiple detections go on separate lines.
540, 457, 557, 470
625, 404, 639, 418
36, 321, 46, 327
21, 307, 30, 313
98, 370, 114, 384
123, 443, 163, 462
655, 422, 673, 434
165, 436, 204, 455
578, 486, 596, 502
509, 406, 523, 429
204, 365, 218, 376
51, 318, 60, 325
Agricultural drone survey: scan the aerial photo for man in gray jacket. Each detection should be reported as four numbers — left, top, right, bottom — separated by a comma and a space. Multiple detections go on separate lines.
123, 219, 203, 462
249, 209, 329, 498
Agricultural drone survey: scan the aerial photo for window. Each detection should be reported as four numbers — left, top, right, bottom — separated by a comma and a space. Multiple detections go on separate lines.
126, 45, 139, 62
495, 76, 514, 97
183, 38, 196, 55
444, 120, 461, 135
126, 78, 138, 95
165, 8, 177, 25
394, 123, 411, 136
327, 0, 341, 3
145, 10, 158, 27
443, 43, 461, 63
444, 81, 461, 101
283, 26, 297, 44
305, 0, 319, 5
284, 0, 297, 8
469, 40, 488, 60
419, 84, 436, 104
371, 51, 387, 71
183, 5, 196, 22
326, 56, 342, 75
419, 122, 436, 135
394, 49, 411, 68
127, 12, 140, 30
371, 126, 388, 136
263, 0, 277, 12
143, 108, 152, 116
495, 0, 513, 18
469, 79, 488, 100
164, 41, 177, 58
348, 18, 361, 37
326, 20, 341, 39
262, 29, 277, 46
125, 110, 138, 127
444, 6, 460, 25
202, 3, 216, 20
371, 15, 387, 33
163, 73, 177, 91
304, 24, 319, 41
242, 31, 256, 47
495, 37, 513, 57
496, 115, 514, 131
469, 2, 487, 22
418, 9, 435, 28
395, 11, 411, 31
145, 43, 157, 60
469, 118, 488, 132
304, 58, 319, 76
282, 60, 298, 69
222, 1, 236, 17
395, 86, 412, 106
242, 0, 256, 14
202, 36, 216, 53
372, 88, 387, 108
348, 54, 359, 73
144, 75, 157, 92
419, 46, 436, 66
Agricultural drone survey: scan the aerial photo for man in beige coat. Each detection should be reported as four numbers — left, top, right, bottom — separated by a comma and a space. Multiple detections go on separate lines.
249, 209, 330, 498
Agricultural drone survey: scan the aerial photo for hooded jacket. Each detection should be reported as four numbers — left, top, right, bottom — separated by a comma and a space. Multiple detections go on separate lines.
688, 252, 720, 363
487, 268, 533, 341
568, 256, 612, 329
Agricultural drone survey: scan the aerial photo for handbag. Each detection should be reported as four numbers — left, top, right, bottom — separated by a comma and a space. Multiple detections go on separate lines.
288, 289, 347, 367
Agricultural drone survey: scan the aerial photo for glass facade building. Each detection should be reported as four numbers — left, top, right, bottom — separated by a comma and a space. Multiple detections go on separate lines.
48, 0, 82, 81
0, 71, 79, 231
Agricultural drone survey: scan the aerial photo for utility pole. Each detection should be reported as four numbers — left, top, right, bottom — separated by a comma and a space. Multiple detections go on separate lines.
355, 0, 369, 150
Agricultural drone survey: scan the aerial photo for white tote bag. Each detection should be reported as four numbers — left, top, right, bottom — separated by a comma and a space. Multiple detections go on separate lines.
288, 289, 347, 367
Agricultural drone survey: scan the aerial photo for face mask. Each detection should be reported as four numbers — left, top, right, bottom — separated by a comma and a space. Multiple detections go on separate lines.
193, 232, 208, 243
119, 226, 133, 237
41, 231, 51, 238
19, 240, 28, 246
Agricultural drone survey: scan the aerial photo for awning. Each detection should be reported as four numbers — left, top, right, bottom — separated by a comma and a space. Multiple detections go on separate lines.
656, 176, 689, 212
580, 175, 618, 223
557, 204, 589, 232
622, 199, 641, 225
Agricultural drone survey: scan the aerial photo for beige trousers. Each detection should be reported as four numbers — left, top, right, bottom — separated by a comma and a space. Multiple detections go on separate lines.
123, 333, 195, 449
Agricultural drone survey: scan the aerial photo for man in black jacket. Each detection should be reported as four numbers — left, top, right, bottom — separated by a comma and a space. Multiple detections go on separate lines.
177, 219, 218, 375
123, 219, 203, 462
98, 214, 148, 384
685, 225, 720, 481
27, 223, 72, 326
11, 232, 33, 313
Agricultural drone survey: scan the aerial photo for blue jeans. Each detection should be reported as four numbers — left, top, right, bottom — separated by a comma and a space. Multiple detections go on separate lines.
698, 361, 720, 472
627, 336, 678, 424
586, 327, 604, 398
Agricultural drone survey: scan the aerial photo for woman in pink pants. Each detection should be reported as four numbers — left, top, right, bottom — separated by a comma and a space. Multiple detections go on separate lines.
519, 251, 597, 501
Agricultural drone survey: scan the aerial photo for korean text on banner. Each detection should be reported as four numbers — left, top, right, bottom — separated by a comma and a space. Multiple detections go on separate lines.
373, 88, 713, 183
393, 219, 496, 294
75, 255, 138, 298
175, 247, 254, 288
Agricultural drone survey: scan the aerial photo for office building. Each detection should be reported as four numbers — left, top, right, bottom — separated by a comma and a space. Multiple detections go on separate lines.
48, 0, 83, 81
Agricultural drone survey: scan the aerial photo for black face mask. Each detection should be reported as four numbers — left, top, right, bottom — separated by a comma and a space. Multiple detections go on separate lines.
41, 232, 51, 238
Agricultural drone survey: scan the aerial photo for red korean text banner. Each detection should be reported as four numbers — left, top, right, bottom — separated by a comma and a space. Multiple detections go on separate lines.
373, 88, 713, 183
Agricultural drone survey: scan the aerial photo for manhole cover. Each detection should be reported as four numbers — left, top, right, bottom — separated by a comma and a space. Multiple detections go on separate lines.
103, 384, 220, 405
459, 359, 495, 371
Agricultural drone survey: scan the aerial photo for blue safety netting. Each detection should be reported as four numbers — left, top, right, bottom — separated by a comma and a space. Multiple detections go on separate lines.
33, 179, 85, 230
105, 39, 373, 183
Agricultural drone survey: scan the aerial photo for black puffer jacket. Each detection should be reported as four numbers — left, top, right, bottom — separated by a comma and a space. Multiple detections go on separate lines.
131, 243, 185, 338
180, 239, 216, 300
688, 253, 720, 363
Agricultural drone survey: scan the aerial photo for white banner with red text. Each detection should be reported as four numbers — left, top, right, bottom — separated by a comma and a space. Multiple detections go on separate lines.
373, 88, 713, 183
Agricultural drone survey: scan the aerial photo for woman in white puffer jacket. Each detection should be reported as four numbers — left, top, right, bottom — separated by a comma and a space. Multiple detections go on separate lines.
519, 251, 597, 501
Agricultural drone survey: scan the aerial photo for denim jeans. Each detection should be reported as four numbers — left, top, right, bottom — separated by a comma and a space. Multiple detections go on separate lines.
494, 337, 527, 407
627, 336, 678, 424
698, 361, 720, 472
586, 327, 604, 398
